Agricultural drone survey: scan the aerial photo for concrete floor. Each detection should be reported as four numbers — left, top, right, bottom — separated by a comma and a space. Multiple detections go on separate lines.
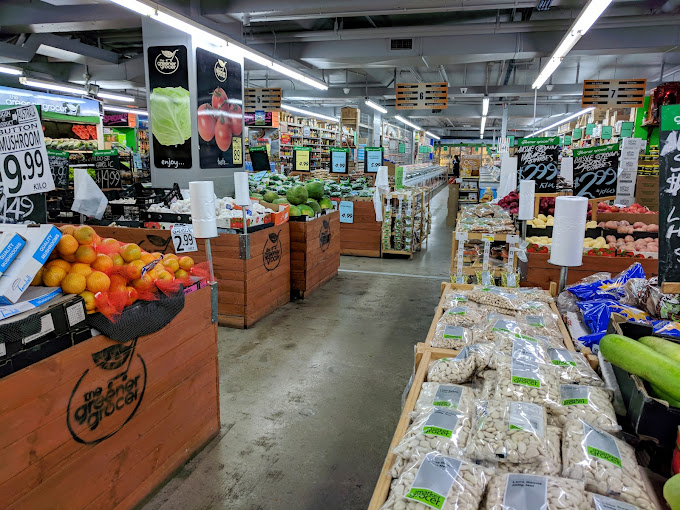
142, 187, 453, 510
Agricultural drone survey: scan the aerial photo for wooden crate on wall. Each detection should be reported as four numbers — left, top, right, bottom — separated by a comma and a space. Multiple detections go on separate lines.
339, 200, 382, 257
289, 211, 341, 298
0, 285, 219, 510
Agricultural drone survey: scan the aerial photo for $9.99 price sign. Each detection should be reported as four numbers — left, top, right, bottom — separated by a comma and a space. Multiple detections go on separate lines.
171, 224, 198, 253
0, 105, 55, 198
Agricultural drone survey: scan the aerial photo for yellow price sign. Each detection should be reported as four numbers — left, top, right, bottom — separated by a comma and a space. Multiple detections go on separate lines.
232, 137, 242, 165
295, 149, 310, 171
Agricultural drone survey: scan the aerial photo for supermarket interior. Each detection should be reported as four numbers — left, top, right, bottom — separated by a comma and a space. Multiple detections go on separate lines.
1, 0, 680, 509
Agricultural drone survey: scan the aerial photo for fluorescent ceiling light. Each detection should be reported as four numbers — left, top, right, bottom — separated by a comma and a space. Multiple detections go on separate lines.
532, 0, 613, 89
395, 115, 422, 131
97, 91, 135, 102
482, 97, 489, 116
425, 131, 440, 140
104, 105, 148, 116
106, 0, 328, 90
0, 64, 23, 76
526, 107, 594, 137
20, 77, 85, 95
282, 104, 338, 122
480, 116, 487, 135
365, 100, 387, 114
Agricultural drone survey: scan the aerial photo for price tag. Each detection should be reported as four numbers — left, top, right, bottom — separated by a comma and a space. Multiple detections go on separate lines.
482, 240, 491, 271
295, 148, 310, 171
481, 234, 494, 243
171, 224, 197, 253
365, 148, 382, 173
507, 246, 516, 271
302, 126, 311, 137
0, 105, 55, 198
506, 235, 520, 244
339, 201, 354, 223
232, 137, 242, 165
47, 150, 69, 188
331, 149, 347, 173
455, 232, 468, 241
454, 275, 466, 284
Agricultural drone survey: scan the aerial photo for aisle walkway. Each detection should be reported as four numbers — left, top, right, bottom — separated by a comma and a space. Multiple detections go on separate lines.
142, 187, 454, 510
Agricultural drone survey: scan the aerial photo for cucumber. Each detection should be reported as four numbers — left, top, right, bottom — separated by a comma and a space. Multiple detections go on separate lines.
638, 335, 680, 364
600, 334, 680, 402
649, 383, 680, 407
664, 473, 680, 510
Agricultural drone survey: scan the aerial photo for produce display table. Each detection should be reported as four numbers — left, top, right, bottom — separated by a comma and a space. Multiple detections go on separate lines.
522, 252, 658, 289
0, 285, 219, 510
92, 224, 291, 328
290, 211, 340, 299
339, 200, 382, 258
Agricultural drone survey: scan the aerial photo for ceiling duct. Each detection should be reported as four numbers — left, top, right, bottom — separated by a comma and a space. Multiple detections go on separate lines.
390, 38, 413, 50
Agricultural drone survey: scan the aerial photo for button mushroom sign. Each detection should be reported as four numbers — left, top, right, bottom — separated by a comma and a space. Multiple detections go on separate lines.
195, 47, 244, 169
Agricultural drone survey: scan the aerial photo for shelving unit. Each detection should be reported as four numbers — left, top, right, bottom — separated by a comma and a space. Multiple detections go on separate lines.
279, 112, 340, 171
458, 176, 479, 206
398, 164, 447, 190
341, 107, 360, 174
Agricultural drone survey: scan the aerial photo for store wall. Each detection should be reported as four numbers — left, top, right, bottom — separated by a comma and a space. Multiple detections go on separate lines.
142, 18, 244, 196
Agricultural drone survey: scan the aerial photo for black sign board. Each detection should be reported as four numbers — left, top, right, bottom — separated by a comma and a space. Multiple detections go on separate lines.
196, 47, 243, 169
659, 104, 680, 287
147, 45, 192, 169
47, 149, 70, 188
572, 143, 619, 199
103, 113, 129, 127
249, 146, 270, 171
92, 149, 122, 189
517, 136, 560, 192
0, 184, 47, 224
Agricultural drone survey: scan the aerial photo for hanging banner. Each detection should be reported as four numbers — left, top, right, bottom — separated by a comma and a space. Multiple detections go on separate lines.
581, 79, 647, 108
330, 147, 349, 174
572, 143, 619, 199
516, 136, 559, 192
364, 147, 383, 173
395, 82, 448, 110
293, 146, 311, 172
147, 45, 192, 169
0, 85, 100, 124
196, 47, 243, 169
103, 113, 130, 127
243, 87, 281, 112
659, 104, 680, 287
92, 149, 122, 189
47, 149, 69, 188
0, 104, 54, 198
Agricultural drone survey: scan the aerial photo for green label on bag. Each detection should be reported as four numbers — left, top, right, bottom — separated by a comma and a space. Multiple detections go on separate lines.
405, 489, 446, 509
563, 398, 588, 406
512, 376, 540, 387
422, 426, 453, 438
587, 447, 622, 467
552, 360, 577, 367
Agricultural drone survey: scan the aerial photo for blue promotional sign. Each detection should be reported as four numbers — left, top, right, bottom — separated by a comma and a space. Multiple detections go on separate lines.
0, 85, 100, 123
365, 147, 383, 173
339, 201, 354, 223
330, 148, 349, 174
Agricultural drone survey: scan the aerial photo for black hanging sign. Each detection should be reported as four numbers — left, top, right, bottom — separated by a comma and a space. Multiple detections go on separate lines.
196, 47, 243, 169
147, 45, 192, 169
572, 143, 619, 199
47, 149, 69, 188
517, 136, 560, 192
659, 104, 680, 287
0, 184, 47, 223
92, 149, 122, 189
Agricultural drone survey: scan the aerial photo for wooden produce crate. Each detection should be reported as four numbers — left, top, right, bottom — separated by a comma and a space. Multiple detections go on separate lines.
339, 200, 382, 257
0, 285, 219, 510
522, 252, 658, 291
90, 225, 176, 254
290, 211, 340, 299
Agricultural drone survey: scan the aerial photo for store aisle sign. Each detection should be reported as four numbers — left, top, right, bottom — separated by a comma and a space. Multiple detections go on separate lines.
0, 85, 100, 124
365, 147, 383, 173
293, 146, 311, 172
396, 82, 448, 110
47, 149, 69, 188
658, 104, 680, 287
573, 143, 619, 199
582, 79, 647, 108
243, 87, 281, 112
0, 105, 54, 198
171, 223, 197, 253
339, 201, 354, 223
330, 147, 349, 174
516, 136, 559, 192
92, 149, 122, 189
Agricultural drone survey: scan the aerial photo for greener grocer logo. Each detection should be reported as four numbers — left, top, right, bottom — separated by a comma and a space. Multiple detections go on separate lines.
155, 49, 179, 74
512, 376, 541, 388
552, 360, 576, 367
562, 398, 588, 406
587, 446, 622, 468
405, 488, 446, 509
422, 426, 453, 438
214, 58, 228, 82
432, 401, 457, 408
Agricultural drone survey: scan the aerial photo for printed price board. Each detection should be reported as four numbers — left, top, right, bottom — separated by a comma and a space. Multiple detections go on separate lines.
293, 146, 311, 172
573, 143, 619, 199
243, 87, 281, 113
364, 147, 383, 174
92, 149, 122, 189
516, 136, 559, 192
582, 79, 647, 108
658, 104, 680, 287
0, 183, 47, 224
396, 82, 448, 110
47, 149, 69, 188
0, 105, 54, 198
339, 201, 354, 223
330, 147, 349, 174
171, 223, 198, 253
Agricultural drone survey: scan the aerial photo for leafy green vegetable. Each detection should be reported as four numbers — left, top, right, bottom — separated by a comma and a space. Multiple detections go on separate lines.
149, 86, 191, 146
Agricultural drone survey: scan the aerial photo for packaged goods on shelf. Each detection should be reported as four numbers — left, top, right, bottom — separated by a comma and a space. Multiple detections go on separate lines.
484, 474, 588, 510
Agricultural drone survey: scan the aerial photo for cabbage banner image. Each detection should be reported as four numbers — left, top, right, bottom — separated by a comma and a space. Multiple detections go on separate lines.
149, 86, 191, 146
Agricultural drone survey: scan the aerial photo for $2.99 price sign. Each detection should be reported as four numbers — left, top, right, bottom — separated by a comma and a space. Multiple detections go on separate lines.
0, 105, 55, 198
171, 224, 198, 253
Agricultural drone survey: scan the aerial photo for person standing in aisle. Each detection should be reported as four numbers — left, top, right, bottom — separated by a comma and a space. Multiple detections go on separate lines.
452, 155, 460, 179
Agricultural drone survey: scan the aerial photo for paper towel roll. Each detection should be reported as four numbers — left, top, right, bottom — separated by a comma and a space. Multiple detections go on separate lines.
234, 172, 250, 206
549, 196, 588, 267
375, 166, 389, 189
189, 181, 218, 238
518, 180, 535, 220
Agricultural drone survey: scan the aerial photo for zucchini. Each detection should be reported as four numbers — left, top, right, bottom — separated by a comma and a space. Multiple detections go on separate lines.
638, 335, 680, 364
649, 383, 680, 407
599, 334, 680, 402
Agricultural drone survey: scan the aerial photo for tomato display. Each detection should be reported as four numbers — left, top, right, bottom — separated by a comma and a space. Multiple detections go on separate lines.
197, 103, 216, 142
214, 116, 233, 151
211, 87, 227, 110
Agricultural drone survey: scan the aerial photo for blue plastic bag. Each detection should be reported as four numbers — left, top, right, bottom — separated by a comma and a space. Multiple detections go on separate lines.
653, 320, 680, 339
578, 298, 653, 334
569, 263, 646, 301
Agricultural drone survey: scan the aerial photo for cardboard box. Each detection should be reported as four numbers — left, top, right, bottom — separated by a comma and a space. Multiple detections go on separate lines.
259, 202, 290, 225
0, 232, 26, 276
635, 175, 659, 211
0, 224, 61, 305
558, 122, 576, 134
0, 285, 62, 321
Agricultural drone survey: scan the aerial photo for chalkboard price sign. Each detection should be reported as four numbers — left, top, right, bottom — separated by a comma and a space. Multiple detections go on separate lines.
47, 149, 69, 188
517, 136, 560, 192
659, 104, 680, 287
572, 143, 619, 199
0, 184, 47, 224
92, 149, 122, 189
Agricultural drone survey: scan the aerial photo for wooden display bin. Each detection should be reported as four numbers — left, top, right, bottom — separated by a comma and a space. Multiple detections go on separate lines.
91, 224, 291, 329
0, 285, 219, 510
290, 211, 341, 299
522, 252, 658, 289
339, 200, 382, 257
